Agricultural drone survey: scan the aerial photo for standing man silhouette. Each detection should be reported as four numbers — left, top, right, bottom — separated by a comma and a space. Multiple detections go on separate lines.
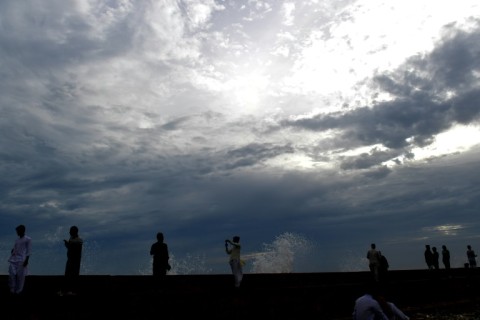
441, 245, 451, 270
62, 226, 83, 295
225, 236, 243, 288
424, 245, 434, 270
378, 251, 389, 283
467, 245, 477, 268
150, 232, 171, 277
367, 243, 381, 282
8, 225, 32, 294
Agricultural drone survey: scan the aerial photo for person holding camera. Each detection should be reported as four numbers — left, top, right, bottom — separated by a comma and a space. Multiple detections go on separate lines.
225, 236, 243, 288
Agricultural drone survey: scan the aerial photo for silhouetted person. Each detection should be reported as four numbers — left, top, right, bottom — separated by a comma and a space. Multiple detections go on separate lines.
431, 246, 439, 270
151, 232, 171, 279
424, 245, 434, 270
60, 226, 83, 295
8, 225, 32, 294
441, 245, 451, 270
378, 251, 389, 283
467, 245, 477, 268
225, 236, 243, 288
367, 243, 381, 282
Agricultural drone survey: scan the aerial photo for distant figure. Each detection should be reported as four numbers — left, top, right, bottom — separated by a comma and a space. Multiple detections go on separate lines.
431, 246, 439, 270
378, 251, 389, 282
441, 245, 451, 270
150, 232, 171, 277
367, 243, 381, 282
424, 245, 434, 270
467, 245, 477, 268
8, 225, 32, 294
61, 226, 83, 295
225, 236, 243, 288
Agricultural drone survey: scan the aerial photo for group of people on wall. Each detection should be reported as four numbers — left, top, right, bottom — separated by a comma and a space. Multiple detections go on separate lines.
149, 233, 244, 289
361, 242, 477, 320
6, 227, 479, 320
7, 224, 244, 295
7, 224, 83, 296
366, 243, 390, 282
424, 244, 477, 270
366, 242, 478, 283
8, 223, 477, 297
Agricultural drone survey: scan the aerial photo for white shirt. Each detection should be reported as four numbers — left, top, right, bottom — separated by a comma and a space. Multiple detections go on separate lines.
367, 249, 380, 265
353, 294, 389, 320
8, 236, 32, 264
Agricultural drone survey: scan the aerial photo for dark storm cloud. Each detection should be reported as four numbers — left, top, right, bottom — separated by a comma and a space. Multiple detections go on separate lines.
280, 24, 480, 168
224, 143, 294, 169
339, 148, 398, 170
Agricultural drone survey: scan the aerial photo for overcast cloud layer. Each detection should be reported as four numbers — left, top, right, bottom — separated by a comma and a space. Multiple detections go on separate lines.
1, 0, 480, 275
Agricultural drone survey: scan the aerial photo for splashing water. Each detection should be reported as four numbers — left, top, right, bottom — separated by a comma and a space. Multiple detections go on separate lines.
168, 253, 213, 275
248, 232, 311, 273
137, 232, 311, 275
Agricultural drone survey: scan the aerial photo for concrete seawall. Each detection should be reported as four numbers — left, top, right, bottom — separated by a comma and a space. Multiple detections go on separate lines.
2, 268, 479, 319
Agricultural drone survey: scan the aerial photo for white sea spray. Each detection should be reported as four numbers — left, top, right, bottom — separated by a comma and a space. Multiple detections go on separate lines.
248, 232, 311, 273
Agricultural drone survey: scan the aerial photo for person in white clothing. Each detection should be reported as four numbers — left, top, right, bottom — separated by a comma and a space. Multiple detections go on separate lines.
225, 236, 243, 288
353, 285, 410, 320
367, 243, 381, 282
353, 292, 389, 320
8, 224, 32, 294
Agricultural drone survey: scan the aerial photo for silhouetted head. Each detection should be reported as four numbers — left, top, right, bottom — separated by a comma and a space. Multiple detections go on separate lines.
157, 232, 164, 242
442, 245, 447, 250
233, 236, 240, 243
371, 243, 376, 249
69, 226, 79, 237
432, 247, 437, 252
468, 245, 472, 250
16, 225, 26, 237
426, 245, 430, 250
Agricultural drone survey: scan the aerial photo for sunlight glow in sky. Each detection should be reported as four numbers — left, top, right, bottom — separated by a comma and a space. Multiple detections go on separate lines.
411, 125, 480, 161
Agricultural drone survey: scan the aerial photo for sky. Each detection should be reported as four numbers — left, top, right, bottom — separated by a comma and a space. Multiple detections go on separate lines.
1, 0, 480, 276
